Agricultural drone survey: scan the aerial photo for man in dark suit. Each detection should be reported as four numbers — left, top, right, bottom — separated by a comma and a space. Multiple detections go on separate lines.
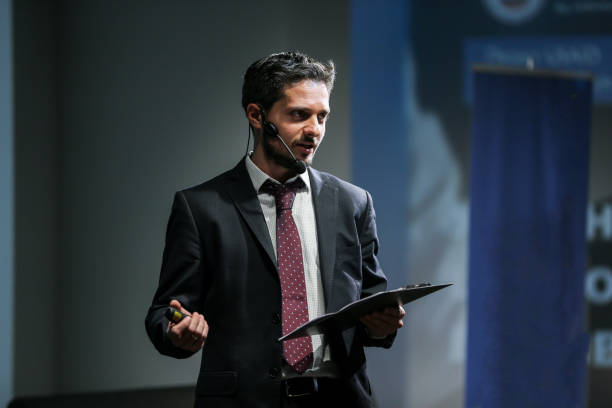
145, 52, 404, 407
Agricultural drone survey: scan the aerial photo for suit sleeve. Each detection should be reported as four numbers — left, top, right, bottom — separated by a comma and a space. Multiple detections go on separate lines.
145, 191, 203, 359
357, 190, 397, 348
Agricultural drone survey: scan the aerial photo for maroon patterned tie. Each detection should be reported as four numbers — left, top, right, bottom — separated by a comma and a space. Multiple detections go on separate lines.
260, 178, 313, 373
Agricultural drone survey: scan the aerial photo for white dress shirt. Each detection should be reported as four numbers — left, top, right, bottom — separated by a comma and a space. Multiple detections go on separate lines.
245, 155, 339, 378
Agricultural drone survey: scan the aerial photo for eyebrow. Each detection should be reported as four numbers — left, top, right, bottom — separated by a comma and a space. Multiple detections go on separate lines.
286, 106, 330, 114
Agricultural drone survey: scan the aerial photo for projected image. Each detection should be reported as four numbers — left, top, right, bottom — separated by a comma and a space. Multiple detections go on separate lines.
405, 2, 612, 407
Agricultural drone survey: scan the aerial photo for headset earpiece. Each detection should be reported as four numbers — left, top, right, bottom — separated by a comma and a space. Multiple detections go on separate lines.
257, 104, 278, 138
262, 121, 278, 138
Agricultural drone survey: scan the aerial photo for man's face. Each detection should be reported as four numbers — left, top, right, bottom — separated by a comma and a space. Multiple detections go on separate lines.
263, 80, 330, 168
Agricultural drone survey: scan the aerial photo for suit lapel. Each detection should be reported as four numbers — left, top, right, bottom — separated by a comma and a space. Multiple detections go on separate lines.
310, 172, 356, 355
309, 168, 337, 308
223, 163, 338, 296
224, 160, 278, 271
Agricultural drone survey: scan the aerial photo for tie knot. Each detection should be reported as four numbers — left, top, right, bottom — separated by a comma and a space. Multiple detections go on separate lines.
260, 178, 305, 211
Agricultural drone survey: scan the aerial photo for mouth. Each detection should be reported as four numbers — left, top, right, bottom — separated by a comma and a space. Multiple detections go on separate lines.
295, 141, 316, 156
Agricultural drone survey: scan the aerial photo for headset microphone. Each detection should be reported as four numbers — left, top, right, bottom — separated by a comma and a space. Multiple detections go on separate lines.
260, 109, 307, 174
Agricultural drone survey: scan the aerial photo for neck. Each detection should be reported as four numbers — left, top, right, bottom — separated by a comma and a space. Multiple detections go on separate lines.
251, 146, 297, 183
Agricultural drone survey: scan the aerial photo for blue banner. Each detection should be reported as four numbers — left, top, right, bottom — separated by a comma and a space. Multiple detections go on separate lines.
466, 69, 591, 407
351, 1, 410, 406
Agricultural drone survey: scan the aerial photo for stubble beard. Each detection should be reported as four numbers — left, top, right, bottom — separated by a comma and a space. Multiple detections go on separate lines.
262, 134, 310, 173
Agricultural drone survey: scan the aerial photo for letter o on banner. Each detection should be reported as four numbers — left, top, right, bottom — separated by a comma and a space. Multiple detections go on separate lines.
585, 266, 612, 305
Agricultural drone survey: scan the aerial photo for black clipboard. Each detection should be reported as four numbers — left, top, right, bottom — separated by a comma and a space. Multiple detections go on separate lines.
279, 283, 452, 341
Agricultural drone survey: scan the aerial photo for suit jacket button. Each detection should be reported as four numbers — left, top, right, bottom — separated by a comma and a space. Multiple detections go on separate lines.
272, 313, 281, 325
268, 367, 279, 379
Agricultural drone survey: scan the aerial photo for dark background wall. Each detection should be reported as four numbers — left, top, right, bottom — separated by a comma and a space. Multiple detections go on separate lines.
1, 0, 14, 405
13, 0, 59, 396
12, 0, 350, 397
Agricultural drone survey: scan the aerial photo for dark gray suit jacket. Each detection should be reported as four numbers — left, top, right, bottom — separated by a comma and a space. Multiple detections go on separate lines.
145, 159, 393, 407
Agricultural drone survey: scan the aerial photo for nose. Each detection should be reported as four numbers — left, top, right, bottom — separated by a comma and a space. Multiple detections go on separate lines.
304, 115, 323, 138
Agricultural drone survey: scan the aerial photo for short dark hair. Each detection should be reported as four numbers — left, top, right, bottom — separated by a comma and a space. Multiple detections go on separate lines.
241, 51, 336, 112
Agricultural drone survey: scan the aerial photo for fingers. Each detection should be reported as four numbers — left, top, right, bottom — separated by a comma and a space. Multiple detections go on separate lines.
366, 306, 405, 325
360, 314, 389, 335
169, 312, 208, 352
169, 299, 190, 315
360, 305, 405, 338
167, 301, 209, 352
381, 305, 405, 319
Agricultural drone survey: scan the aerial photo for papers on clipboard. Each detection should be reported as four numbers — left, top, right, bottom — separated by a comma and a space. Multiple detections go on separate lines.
279, 283, 452, 342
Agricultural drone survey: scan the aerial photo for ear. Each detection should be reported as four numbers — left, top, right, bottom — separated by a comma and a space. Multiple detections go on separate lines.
246, 103, 264, 130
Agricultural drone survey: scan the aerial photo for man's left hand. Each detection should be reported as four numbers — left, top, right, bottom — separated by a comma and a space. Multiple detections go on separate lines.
360, 305, 406, 338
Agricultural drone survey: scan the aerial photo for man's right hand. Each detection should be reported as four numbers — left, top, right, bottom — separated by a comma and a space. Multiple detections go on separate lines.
167, 299, 208, 352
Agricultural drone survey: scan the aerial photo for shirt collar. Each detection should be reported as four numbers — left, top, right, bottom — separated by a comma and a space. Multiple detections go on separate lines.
245, 153, 311, 193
